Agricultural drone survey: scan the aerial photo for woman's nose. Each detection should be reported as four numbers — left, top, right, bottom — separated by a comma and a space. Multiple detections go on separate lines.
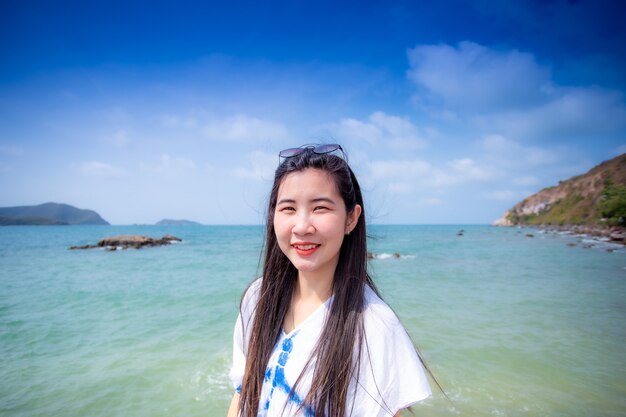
292, 212, 314, 234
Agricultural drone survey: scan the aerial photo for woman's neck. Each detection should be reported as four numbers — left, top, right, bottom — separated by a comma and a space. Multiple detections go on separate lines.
285, 271, 334, 333
294, 271, 334, 303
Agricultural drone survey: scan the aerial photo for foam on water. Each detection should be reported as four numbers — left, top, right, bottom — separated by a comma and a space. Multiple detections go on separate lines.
370, 252, 416, 260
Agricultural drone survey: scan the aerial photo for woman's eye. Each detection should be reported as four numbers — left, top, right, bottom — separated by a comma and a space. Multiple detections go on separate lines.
280, 206, 295, 212
314, 206, 329, 211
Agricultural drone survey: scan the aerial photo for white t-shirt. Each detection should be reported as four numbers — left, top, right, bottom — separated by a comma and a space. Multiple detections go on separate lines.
229, 279, 431, 417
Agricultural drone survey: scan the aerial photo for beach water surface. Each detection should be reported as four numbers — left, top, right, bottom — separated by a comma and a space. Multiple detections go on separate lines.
1, 225, 625, 416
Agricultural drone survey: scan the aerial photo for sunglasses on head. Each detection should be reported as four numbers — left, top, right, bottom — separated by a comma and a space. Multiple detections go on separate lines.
278, 144, 344, 159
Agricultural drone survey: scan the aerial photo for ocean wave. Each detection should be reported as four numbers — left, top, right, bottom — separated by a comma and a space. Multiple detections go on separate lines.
367, 252, 415, 260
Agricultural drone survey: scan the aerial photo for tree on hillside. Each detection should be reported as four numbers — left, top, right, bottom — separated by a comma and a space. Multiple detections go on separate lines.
599, 182, 626, 226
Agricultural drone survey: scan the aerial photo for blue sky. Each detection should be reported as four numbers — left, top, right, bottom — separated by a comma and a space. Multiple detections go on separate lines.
1, 0, 625, 225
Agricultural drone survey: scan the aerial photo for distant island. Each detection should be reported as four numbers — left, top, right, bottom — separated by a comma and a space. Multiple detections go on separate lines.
155, 219, 202, 226
493, 153, 626, 242
0, 202, 109, 225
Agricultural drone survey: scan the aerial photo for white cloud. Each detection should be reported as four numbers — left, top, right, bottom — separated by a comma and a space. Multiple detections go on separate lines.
480, 134, 513, 153
232, 150, 276, 182
368, 157, 494, 188
484, 87, 626, 139
369, 112, 427, 149
203, 114, 288, 142
158, 154, 195, 171
388, 182, 413, 194
333, 117, 383, 144
160, 114, 198, 129
447, 158, 493, 180
79, 161, 127, 178
408, 41, 626, 141
329, 111, 427, 149
370, 159, 430, 179
426, 158, 495, 187
139, 154, 196, 175
479, 134, 557, 166
408, 41, 551, 113
107, 129, 130, 148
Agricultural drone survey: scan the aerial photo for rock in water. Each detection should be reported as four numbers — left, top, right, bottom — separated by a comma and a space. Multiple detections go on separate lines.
98, 235, 152, 247
609, 231, 626, 242
69, 235, 182, 250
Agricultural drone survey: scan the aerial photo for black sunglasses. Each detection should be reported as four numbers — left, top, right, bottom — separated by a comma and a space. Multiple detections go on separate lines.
279, 144, 344, 159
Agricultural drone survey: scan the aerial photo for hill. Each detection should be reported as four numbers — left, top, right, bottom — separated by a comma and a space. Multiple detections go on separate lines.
0, 202, 109, 225
494, 153, 626, 227
155, 219, 202, 226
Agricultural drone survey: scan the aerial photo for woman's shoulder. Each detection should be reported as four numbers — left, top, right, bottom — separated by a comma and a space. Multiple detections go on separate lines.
243, 277, 263, 300
362, 285, 403, 332
357, 288, 433, 411
239, 277, 263, 319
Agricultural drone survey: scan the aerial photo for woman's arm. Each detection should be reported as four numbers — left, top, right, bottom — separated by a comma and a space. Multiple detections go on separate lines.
226, 393, 240, 417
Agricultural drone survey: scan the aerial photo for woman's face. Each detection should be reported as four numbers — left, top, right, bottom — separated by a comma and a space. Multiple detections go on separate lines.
274, 168, 361, 280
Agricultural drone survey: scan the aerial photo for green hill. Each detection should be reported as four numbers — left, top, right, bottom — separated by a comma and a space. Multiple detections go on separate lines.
0, 202, 109, 225
494, 153, 626, 227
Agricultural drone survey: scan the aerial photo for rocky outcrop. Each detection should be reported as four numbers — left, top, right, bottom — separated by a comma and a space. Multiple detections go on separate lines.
70, 234, 182, 251
540, 225, 626, 244
492, 213, 513, 226
493, 153, 626, 227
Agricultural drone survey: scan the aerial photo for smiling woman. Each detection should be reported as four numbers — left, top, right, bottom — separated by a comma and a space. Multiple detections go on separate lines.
274, 168, 361, 284
226, 144, 437, 417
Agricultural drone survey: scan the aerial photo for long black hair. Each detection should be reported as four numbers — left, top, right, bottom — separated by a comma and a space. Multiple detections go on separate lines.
238, 147, 439, 416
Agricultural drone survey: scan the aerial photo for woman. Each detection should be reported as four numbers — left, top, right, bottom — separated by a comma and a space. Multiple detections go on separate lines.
227, 144, 433, 417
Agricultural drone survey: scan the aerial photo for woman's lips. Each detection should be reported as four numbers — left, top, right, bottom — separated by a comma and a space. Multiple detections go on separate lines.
292, 242, 320, 256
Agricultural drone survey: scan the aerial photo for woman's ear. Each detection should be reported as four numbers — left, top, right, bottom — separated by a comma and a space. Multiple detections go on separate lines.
345, 204, 362, 234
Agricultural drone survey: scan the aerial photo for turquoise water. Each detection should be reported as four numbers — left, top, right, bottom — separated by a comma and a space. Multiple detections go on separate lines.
1, 225, 625, 416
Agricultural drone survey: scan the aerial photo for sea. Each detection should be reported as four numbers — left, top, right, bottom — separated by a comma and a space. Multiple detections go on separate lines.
1, 225, 625, 417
